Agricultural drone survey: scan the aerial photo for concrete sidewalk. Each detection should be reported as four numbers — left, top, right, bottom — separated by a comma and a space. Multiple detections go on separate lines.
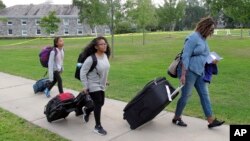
0, 72, 229, 141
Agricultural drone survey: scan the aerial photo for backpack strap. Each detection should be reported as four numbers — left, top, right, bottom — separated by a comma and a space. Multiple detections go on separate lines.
88, 54, 97, 73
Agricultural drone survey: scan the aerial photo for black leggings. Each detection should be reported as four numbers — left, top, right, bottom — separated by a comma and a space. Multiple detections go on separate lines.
86, 91, 105, 126
48, 71, 64, 93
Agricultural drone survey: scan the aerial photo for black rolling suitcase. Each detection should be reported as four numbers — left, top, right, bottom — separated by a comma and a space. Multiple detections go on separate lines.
123, 77, 182, 129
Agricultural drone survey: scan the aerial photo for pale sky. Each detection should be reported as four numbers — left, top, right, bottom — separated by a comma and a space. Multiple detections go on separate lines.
2, 0, 164, 8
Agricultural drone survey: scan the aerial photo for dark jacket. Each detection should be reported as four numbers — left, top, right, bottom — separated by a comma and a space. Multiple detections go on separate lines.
203, 63, 218, 83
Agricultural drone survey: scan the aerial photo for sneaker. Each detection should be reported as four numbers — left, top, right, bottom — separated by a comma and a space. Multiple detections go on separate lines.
208, 118, 225, 128
44, 88, 50, 98
82, 108, 89, 123
172, 118, 187, 127
94, 125, 107, 136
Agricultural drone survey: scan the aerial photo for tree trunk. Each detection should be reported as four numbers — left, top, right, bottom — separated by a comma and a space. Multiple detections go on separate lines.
143, 27, 145, 45
240, 27, 243, 39
111, 0, 114, 58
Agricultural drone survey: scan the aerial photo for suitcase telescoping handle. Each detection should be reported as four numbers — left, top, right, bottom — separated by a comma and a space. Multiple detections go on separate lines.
165, 85, 184, 101
144, 77, 165, 88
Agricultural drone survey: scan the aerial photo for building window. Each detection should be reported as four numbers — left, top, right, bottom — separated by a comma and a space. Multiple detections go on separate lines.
21, 20, 27, 25
77, 19, 82, 25
64, 28, 69, 35
63, 19, 69, 25
50, 31, 55, 35
77, 28, 83, 35
36, 29, 41, 35
36, 19, 40, 25
105, 29, 110, 34
91, 27, 96, 34
7, 21, 12, 25
8, 29, 13, 35
22, 30, 27, 36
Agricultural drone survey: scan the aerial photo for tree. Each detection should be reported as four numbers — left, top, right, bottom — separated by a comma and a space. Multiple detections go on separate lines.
183, 5, 206, 29
110, 0, 124, 34
73, 0, 109, 36
40, 11, 61, 35
125, 0, 157, 45
136, 0, 157, 45
207, 0, 250, 37
157, 0, 186, 31
0, 0, 6, 10
0, 0, 7, 22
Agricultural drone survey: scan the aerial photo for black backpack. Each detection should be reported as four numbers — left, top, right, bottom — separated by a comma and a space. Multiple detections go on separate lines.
75, 53, 97, 80
74, 92, 95, 116
44, 92, 76, 122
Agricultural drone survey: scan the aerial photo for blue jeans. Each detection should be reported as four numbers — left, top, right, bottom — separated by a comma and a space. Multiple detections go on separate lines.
175, 70, 213, 118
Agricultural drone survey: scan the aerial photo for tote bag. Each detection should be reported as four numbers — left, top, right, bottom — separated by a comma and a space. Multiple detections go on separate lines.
167, 53, 181, 78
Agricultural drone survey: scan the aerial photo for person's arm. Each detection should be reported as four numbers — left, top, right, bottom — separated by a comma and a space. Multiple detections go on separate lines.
180, 35, 197, 84
180, 63, 187, 85
48, 50, 55, 82
80, 56, 92, 93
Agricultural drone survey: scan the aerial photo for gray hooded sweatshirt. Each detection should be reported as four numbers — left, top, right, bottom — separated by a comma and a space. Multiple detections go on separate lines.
80, 54, 110, 92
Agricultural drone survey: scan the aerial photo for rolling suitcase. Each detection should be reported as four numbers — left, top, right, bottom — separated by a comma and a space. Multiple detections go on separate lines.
33, 78, 50, 93
123, 77, 182, 129
44, 92, 95, 122
44, 92, 76, 122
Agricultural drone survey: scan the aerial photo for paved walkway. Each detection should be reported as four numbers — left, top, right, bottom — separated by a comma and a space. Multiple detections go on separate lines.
0, 72, 229, 141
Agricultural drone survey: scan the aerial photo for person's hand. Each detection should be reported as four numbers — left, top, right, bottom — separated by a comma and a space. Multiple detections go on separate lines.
81, 88, 89, 94
106, 81, 110, 86
212, 60, 219, 64
180, 74, 186, 85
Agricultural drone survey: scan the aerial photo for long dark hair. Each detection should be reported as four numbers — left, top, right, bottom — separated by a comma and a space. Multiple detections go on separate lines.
53, 37, 61, 48
195, 16, 215, 38
82, 36, 111, 59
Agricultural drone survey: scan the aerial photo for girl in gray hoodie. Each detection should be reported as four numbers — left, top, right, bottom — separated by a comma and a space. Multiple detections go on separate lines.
80, 36, 111, 136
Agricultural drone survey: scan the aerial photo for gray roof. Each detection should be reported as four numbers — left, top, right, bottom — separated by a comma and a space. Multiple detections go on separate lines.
0, 4, 79, 18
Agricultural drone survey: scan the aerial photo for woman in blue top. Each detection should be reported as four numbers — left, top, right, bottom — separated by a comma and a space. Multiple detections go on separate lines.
172, 17, 224, 128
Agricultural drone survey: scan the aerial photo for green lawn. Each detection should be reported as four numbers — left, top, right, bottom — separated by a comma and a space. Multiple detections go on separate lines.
0, 108, 68, 141
0, 31, 250, 140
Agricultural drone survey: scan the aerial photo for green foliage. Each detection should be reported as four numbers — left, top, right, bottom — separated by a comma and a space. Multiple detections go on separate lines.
115, 21, 136, 34
183, 5, 206, 29
124, 0, 157, 44
0, 17, 7, 22
124, 0, 157, 29
73, 0, 109, 29
157, 0, 186, 31
112, 0, 124, 33
40, 11, 61, 35
0, 0, 6, 10
208, 0, 250, 26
